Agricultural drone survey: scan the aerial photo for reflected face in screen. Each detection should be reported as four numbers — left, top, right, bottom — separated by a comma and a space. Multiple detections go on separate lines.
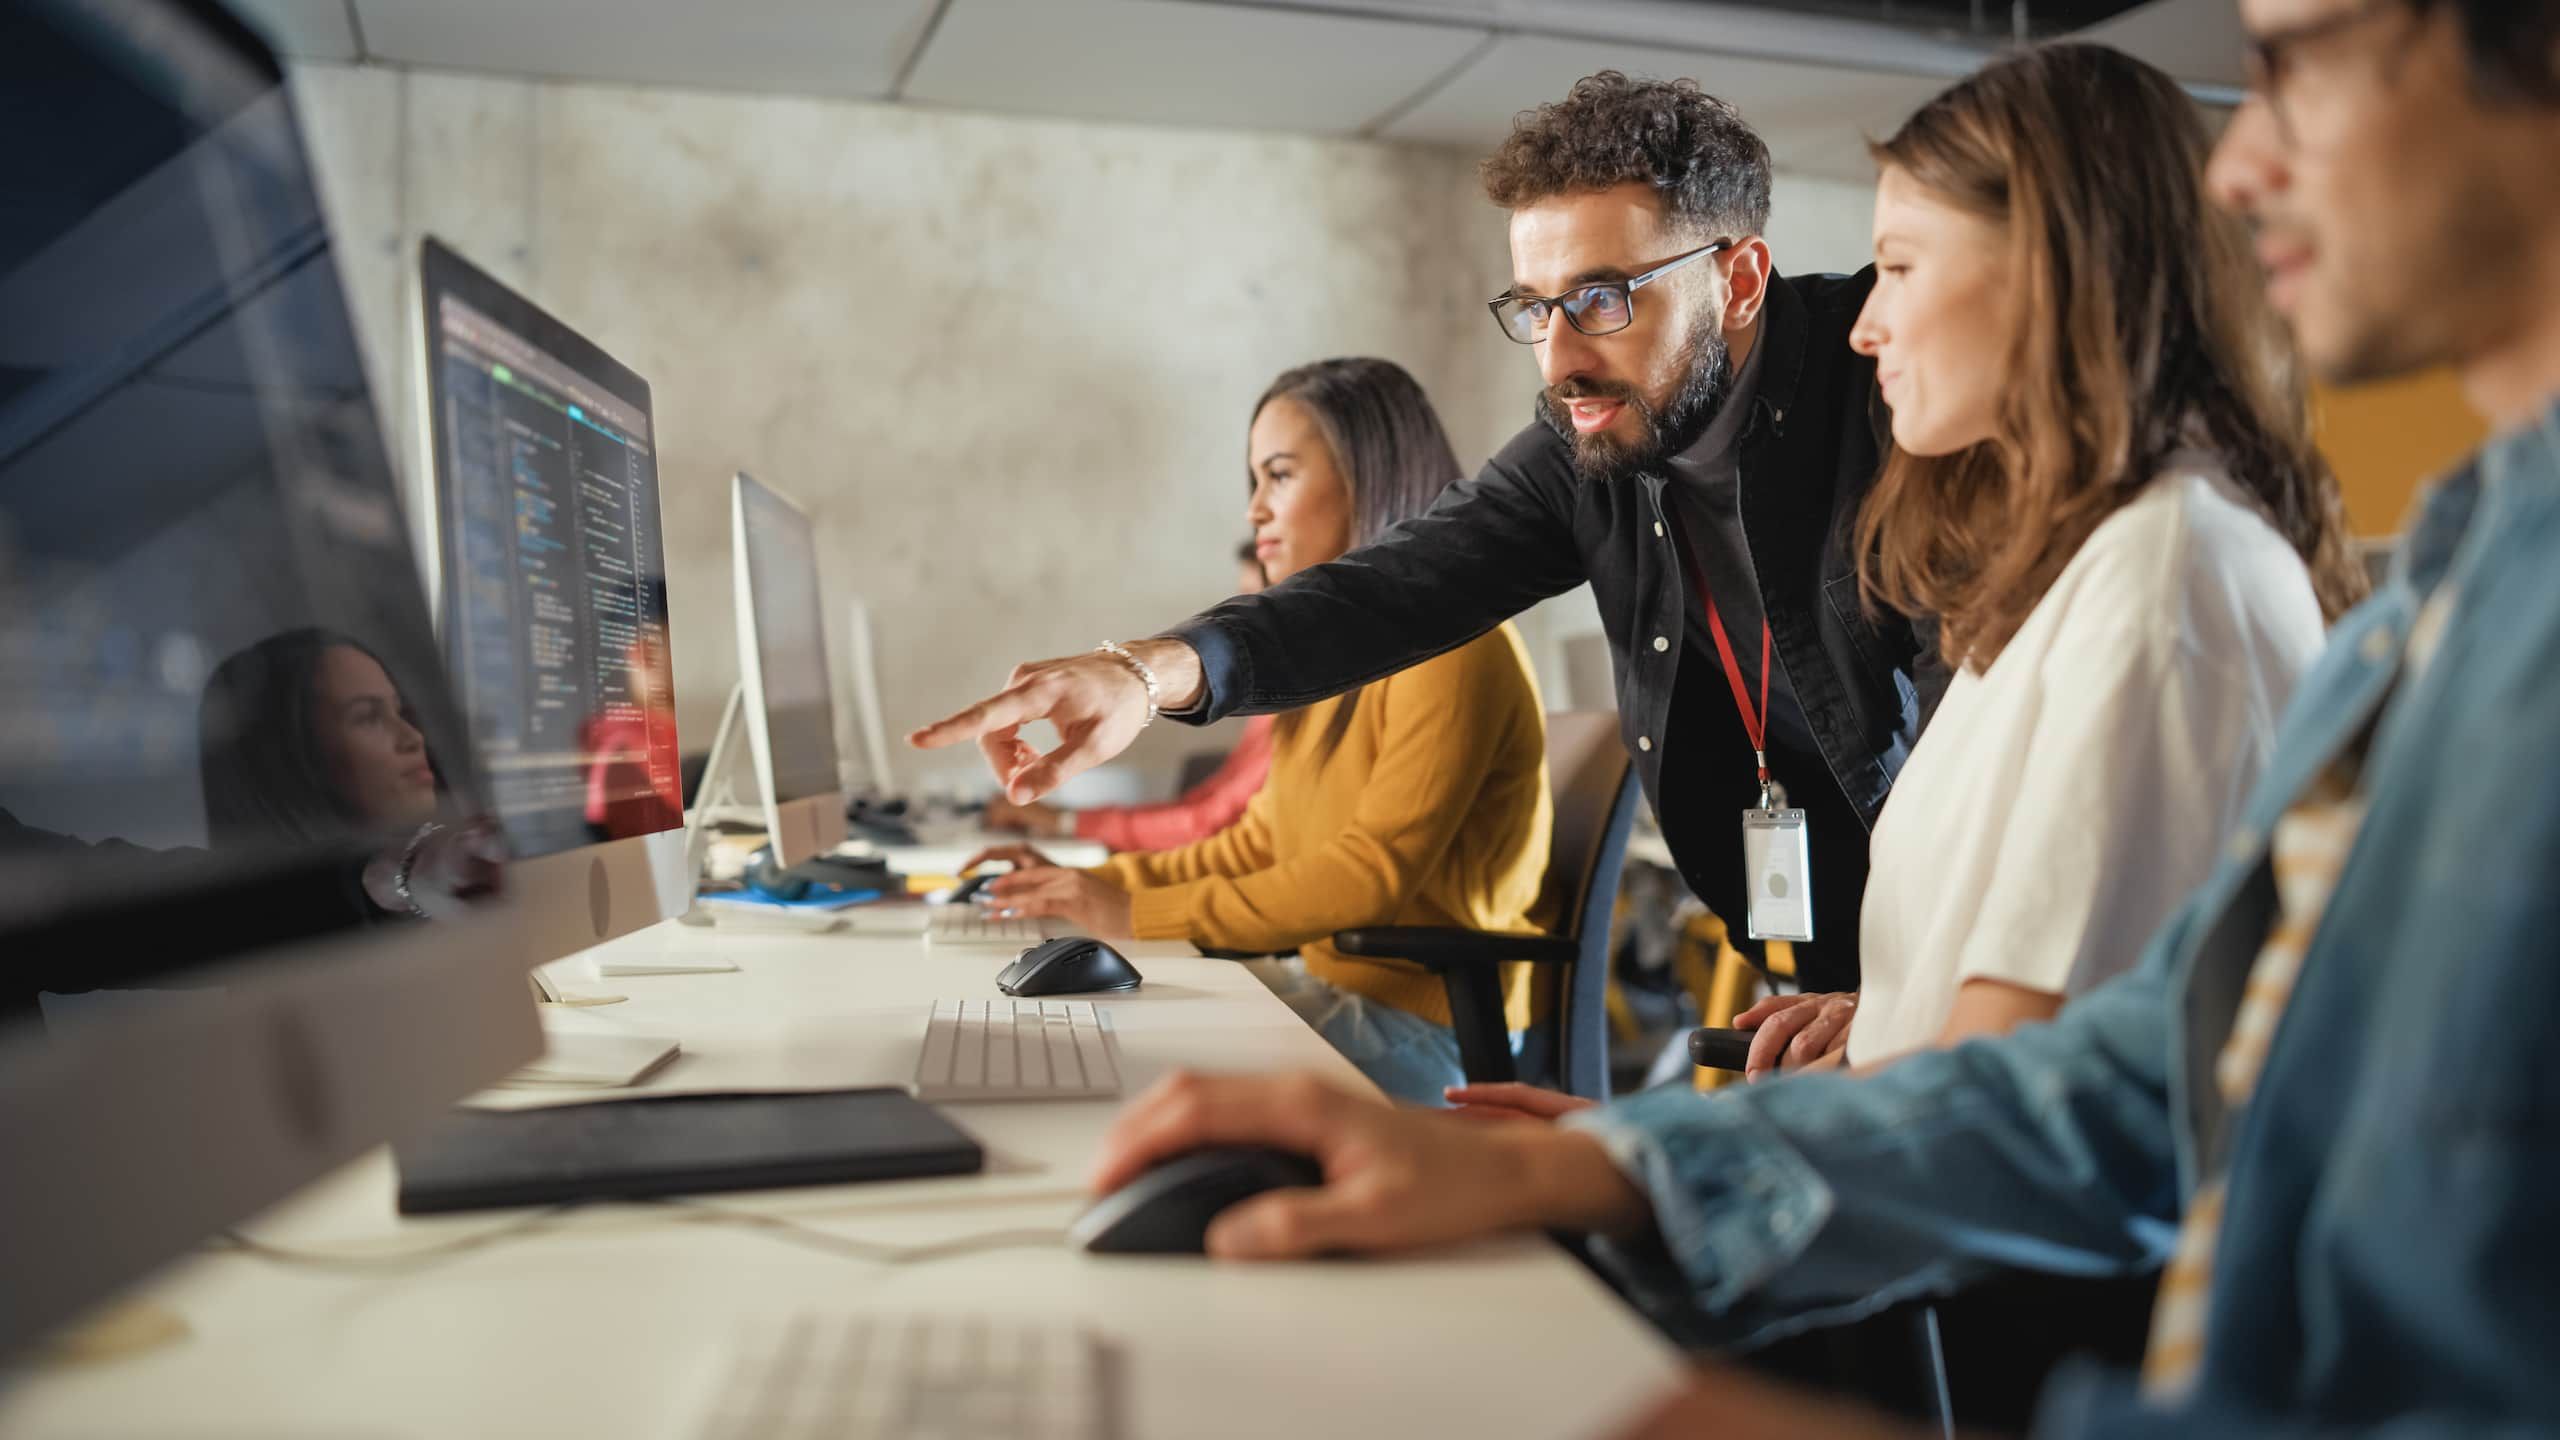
200, 631, 446, 851
311, 645, 440, 831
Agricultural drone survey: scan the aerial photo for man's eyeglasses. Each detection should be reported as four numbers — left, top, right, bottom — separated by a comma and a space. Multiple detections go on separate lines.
2244, 0, 2407, 144
1488, 239, 1735, 345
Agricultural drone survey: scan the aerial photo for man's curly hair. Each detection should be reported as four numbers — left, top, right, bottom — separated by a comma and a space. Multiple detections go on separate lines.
1481, 71, 1772, 241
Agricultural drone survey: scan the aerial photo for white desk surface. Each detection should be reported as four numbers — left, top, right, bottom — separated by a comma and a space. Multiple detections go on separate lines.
1, 921, 1683, 1439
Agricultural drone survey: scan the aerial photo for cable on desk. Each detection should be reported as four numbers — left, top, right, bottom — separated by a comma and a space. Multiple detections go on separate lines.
640, 1196, 1067, 1264
213, 1204, 588, 1271
211, 1200, 1065, 1274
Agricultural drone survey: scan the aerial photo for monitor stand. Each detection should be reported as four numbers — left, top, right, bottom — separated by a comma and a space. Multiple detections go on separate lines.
681, 681, 751, 909
666, 686, 842, 934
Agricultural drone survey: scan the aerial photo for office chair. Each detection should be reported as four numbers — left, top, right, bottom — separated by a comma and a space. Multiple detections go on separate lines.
1331, 711, 1641, 1101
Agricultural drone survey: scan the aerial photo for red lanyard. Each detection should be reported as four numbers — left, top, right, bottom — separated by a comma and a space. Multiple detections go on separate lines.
1669, 509, 1773, 789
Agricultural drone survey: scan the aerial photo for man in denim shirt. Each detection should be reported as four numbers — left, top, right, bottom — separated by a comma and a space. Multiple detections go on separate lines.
1086, 0, 2560, 1432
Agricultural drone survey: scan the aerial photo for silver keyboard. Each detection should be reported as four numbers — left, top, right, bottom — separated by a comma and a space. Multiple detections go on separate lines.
927, 908, 1062, 946
694, 1311, 1111, 1440
914, 999, 1121, 1102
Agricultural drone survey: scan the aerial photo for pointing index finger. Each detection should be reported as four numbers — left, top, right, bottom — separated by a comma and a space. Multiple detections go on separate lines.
907, 681, 1050, 752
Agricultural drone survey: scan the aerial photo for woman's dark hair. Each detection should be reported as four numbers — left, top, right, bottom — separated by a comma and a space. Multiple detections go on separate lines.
1856, 42, 2366, 671
1249, 357, 1464, 756
199, 627, 425, 849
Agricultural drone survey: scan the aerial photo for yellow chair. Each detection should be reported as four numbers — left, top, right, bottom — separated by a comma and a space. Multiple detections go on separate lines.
1674, 909, 1792, 1090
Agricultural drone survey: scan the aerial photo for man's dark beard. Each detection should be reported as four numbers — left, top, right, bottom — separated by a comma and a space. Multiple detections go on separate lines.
1536, 322, 1731, 484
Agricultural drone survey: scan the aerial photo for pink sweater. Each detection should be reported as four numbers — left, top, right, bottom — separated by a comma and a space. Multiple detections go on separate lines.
1072, 715, 1275, 853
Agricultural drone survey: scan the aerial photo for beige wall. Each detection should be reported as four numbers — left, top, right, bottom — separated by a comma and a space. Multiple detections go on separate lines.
289, 62, 1880, 797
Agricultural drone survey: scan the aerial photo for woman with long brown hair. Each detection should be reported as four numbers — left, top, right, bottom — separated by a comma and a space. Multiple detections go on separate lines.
1727, 41, 2366, 1075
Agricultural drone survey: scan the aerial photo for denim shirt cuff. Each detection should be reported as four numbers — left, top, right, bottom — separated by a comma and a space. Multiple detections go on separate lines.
1561, 1085, 1837, 1315
1159, 616, 1243, 725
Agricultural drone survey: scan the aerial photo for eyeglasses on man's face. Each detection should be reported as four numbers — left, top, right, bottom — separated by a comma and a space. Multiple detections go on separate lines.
1488, 239, 1736, 345
2243, 0, 2411, 145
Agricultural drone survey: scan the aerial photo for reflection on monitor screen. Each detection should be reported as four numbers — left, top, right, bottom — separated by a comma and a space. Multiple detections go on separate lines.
0, 4, 543, 1359
0, 0, 491, 1011
737, 472, 840, 805
423, 249, 680, 858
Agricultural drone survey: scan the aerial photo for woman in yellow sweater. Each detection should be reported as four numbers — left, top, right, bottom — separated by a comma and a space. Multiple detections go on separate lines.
975, 357, 1552, 1103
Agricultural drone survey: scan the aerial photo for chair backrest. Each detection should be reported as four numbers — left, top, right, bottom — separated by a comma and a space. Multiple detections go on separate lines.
1561, 632, 1617, 713
1172, 748, 1227, 796
1527, 711, 1642, 1100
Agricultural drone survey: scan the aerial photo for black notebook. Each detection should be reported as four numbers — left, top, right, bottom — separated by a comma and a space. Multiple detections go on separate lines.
394, 1089, 984, 1215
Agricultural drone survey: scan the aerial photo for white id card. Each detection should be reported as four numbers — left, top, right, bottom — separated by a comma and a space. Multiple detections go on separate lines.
1740, 808, 1814, 942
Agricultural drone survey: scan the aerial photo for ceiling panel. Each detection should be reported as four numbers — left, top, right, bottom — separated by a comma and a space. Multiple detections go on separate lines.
2078, 0, 2248, 88
349, 0, 943, 98
228, 0, 360, 61
1380, 34, 1946, 181
902, 0, 1488, 135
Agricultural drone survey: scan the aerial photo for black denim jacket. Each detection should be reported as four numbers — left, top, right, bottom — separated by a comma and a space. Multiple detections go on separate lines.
1168, 270, 1940, 992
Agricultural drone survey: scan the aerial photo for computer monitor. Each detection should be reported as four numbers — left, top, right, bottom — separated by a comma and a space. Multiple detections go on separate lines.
841, 593, 900, 802
732, 472, 847, 866
0, 0, 536, 1358
413, 239, 691, 965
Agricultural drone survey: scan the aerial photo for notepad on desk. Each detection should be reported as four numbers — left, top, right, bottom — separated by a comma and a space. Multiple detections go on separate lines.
500, 1031, 681, 1089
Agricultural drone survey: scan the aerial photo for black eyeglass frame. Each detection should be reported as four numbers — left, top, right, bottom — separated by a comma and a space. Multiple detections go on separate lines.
1487, 239, 1738, 345
2243, 0, 2413, 145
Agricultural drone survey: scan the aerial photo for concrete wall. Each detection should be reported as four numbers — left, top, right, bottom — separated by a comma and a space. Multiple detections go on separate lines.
289, 62, 1876, 798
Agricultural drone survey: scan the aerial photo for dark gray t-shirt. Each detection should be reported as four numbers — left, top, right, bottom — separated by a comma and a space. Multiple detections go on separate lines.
1661, 333, 1822, 766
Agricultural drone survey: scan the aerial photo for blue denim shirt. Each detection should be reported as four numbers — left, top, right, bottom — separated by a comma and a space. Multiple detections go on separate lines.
1567, 397, 2560, 1436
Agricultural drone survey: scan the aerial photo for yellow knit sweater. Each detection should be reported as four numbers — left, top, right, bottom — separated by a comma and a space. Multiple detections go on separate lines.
1092, 623, 1551, 1029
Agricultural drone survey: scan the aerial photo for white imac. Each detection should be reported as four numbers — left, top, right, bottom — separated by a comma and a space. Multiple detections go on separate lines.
841, 593, 899, 803
412, 240, 692, 964
1, 0, 533, 1361
730, 472, 849, 867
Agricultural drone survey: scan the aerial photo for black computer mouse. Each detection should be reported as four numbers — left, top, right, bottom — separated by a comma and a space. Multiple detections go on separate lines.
995, 937, 1142, 996
1068, 1146, 1328, 1254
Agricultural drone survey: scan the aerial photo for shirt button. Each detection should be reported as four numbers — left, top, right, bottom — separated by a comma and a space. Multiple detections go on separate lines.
2361, 627, 2396, 663
2226, 827, 2260, 862
1654, 521, 1666, 537
1652, 636, 1669, 652
1637, 736, 1653, 752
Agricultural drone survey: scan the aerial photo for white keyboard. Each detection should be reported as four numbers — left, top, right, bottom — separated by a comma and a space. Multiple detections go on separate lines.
913, 999, 1121, 1102
928, 907, 1063, 946
694, 1311, 1112, 1440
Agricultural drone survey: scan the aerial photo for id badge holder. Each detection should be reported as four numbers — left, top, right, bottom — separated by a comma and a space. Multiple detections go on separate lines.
1740, 783, 1813, 942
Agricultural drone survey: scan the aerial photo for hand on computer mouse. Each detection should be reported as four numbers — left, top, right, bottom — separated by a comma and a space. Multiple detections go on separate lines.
1089, 1072, 1652, 1261
986, 867, 1132, 939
